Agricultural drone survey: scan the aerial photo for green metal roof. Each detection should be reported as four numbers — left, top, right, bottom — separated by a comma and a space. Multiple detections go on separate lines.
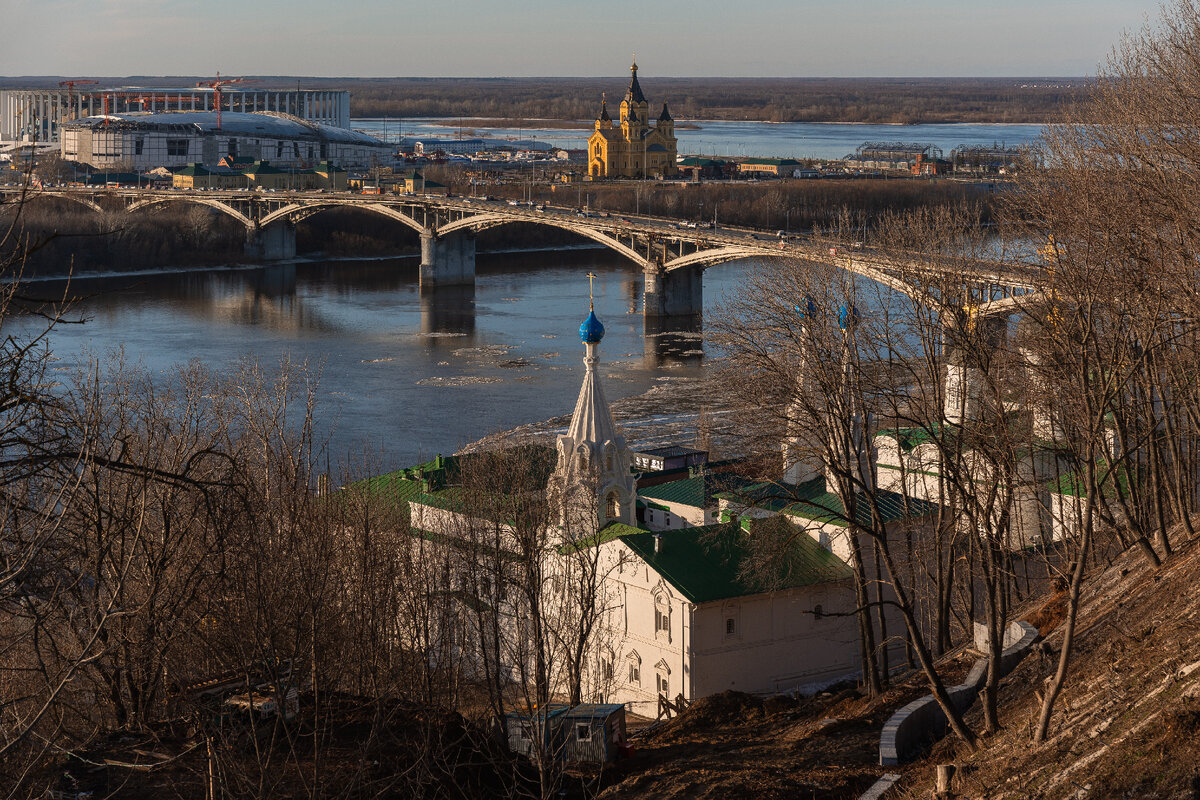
637, 471, 755, 510
1049, 459, 1134, 499
619, 520, 852, 604
559, 521, 645, 554
715, 477, 940, 529
345, 446, 557, 519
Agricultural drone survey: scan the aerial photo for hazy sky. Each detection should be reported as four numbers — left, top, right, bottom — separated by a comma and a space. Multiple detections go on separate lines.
1, 0, 1164, 78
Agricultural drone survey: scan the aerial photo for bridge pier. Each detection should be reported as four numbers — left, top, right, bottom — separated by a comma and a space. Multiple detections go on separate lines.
643, 265, 702, 319
245, 222, 297, 262
420, 231, 476, 287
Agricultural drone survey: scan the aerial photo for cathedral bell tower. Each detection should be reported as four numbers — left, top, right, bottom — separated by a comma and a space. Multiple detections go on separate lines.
549, 276, 637, 534
620, 59, 650, 139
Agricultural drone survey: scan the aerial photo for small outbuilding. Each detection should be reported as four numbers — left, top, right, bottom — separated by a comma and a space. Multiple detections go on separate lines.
559, 703, 627, 764
505, 704, 568, 760
505, 703, 628, 764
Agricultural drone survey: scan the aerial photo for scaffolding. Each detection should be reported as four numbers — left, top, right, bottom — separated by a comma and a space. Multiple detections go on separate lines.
854, 141, 943, 161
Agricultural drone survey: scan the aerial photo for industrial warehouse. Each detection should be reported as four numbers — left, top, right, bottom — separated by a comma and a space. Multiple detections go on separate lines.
60, 111, 393, 170
0, 86, 350, 142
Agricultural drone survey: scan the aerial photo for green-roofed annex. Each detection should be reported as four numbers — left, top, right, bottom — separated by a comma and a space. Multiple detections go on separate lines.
618, 520, 853, 604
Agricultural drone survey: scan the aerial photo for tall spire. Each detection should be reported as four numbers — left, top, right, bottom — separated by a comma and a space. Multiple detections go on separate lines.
627, 57, 646, 104
599, 92, 611, 122
549, 281, 637, 531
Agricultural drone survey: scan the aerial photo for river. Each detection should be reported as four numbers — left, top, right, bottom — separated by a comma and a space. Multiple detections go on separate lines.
19, 250, 754, 473
352, 118, 1046, 160
16, 116, 1042, 472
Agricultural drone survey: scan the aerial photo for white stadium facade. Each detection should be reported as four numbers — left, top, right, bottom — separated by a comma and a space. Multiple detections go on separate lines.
0, 87, 350, 143
60, 111, 392, 170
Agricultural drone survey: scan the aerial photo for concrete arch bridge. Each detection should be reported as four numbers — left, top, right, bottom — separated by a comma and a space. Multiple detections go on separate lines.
5, 187, 1040, 319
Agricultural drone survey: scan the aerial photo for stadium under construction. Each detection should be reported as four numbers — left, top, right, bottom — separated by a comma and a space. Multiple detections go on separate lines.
0, 86, 350, 143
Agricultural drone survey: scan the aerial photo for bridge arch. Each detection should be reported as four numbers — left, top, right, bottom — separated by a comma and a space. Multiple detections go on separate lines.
438, 214, 647, 267
258, 201, 428, 235
21, 191, 105, 217
661, 246, 922, 302
125, 196, 255, 230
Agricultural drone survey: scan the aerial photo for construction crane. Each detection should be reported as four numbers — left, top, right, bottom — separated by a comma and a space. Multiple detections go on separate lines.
58, 79, 99, 123
196, 73, 255, 130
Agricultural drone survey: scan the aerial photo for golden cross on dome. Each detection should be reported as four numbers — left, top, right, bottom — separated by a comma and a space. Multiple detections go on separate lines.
586, 272, 597, 308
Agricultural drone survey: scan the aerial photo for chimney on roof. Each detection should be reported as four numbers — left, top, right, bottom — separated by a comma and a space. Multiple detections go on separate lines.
653, 533, 663, 555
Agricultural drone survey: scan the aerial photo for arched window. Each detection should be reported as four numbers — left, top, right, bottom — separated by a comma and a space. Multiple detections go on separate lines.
654, 593, 671, 640
626, 651, 642, 686
723, 601, 741, 639
605, 491, 619, 520
606, 451, 614, 471
654, 659, 671, 697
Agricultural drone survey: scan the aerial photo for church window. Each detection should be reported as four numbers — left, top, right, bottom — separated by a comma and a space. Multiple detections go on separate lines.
605, 451, 614, 471
606, 491, 619, 520
654, 594, 671, 639
627, 652, 641, 686
723, 601, 741, 639
654, 660, 671, 697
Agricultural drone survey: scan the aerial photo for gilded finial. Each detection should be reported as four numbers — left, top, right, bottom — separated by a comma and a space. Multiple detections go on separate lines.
586, 272, 597, 309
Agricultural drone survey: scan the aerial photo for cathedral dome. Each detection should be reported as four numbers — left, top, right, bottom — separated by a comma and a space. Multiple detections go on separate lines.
579, 309, 606, 343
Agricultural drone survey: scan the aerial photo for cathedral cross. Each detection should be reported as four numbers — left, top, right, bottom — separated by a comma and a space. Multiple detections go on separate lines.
586, 272, 597, 308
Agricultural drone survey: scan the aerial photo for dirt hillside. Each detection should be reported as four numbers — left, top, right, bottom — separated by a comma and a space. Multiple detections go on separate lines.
900, 532, 1200, 799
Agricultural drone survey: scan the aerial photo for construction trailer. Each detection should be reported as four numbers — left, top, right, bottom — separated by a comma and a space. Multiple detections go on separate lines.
506, 704, 569, 760
505, 703, 628, 764
559, 703, 628, 764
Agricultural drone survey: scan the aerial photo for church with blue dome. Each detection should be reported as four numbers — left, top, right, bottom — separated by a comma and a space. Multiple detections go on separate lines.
356, 286, 914, 719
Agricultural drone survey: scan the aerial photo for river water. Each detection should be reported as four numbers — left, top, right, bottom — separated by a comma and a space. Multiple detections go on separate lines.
17, 117, 1042, 471
353, 118, 1046, 160
20, 250, 755, 472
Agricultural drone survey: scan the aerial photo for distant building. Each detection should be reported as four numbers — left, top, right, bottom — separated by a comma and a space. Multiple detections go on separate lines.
1, 87, 349, 143
676, 156, 728, 180
737, 158, 801, 177
408, 138, 489, 156
632, 445, 708, 473
588, 62, 677, 179
61, 111, 392, 171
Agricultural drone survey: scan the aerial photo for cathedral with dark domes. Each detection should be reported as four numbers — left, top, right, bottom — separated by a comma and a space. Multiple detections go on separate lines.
587, 61, 678, 179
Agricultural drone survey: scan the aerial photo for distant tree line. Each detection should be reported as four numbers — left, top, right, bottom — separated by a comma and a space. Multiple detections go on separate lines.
344, 77, 1084, 124
0, 76, 1085, 124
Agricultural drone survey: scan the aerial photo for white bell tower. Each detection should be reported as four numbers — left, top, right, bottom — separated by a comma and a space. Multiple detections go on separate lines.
549, 275, 637, 533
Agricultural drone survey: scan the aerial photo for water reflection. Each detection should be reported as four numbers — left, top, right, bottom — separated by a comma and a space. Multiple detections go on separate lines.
419, 284, 476, 339
20, 249, 759, 468
643, 315, 704, 369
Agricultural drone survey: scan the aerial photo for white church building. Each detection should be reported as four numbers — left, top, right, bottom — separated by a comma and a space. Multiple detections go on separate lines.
376, 300, 896, 716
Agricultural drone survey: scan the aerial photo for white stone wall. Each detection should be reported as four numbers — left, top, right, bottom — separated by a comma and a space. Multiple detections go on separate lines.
690, 583, 860, 696
589, 541, 692, 717
642, 498, 710, 530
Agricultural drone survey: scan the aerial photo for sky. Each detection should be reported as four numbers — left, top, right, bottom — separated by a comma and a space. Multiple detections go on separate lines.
0, 0, 1166, 78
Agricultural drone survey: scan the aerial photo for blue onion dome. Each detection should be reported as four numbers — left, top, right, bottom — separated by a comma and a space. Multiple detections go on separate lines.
579, 309, 605, 343
794, 296, 818, 319
838, 304, 860, 330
